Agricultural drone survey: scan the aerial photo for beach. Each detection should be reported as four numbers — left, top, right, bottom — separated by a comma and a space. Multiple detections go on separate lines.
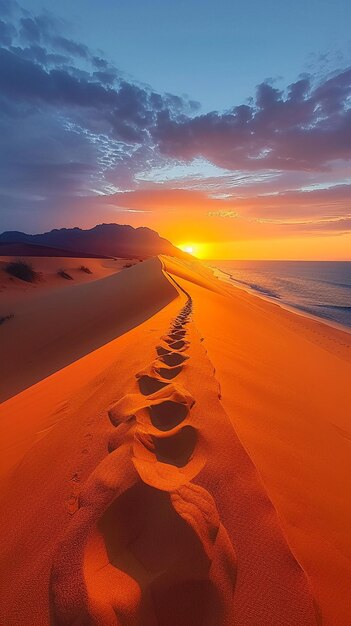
1, 254, 350, 625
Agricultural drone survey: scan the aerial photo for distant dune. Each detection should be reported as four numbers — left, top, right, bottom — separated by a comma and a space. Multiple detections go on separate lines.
0, 254, 350, 625
0, 242, 111, 258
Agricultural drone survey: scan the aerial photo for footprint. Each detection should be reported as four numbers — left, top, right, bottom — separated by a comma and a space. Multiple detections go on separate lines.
137, 375, 169, 396
152, 425, 197, 467
157, 339, 189, 356
51, 442, 140, 626
156, 365, 183, 380
159, 352, 189, 367
149, 400, 190, 431
54, 477, 235, 626
164, 331, 187, 343
156, 345, 172, 357
137, 361, 182, 385
108, 384, 194, 428
168, 339, 189, 351
133, 429, 206, 493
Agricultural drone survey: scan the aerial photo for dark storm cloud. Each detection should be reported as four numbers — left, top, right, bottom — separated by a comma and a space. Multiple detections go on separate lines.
153, 69, 351, 172
0, 48, 117, 108
0, 47, 187, 147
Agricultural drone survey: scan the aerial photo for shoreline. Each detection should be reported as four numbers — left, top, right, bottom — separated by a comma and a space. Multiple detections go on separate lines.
163, 255, 351, 625
208, 263, 351, 336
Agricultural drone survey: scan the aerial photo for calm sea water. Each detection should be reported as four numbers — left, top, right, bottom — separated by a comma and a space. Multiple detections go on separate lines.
206, 260, 351, 329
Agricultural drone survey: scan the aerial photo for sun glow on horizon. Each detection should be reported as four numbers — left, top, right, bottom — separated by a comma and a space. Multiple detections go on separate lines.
177, 243, 206, 258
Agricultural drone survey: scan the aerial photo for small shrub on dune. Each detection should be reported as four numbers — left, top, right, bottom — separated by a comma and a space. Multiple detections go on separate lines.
5, 259, 38, 283
58, 269, 73, 280
79, 265, 92, 274
123, 262, 134, 269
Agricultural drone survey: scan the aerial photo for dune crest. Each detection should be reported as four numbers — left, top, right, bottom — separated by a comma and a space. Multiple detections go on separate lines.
0, 257, 177, 401
50, 295, 237, 625
49, 266, 318, 625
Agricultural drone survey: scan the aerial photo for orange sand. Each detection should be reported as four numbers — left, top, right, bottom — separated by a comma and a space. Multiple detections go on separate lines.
0, 254, 350, 625
0, 257, 172, 401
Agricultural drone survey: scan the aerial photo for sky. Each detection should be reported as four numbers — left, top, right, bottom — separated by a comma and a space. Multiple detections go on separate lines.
0, 0, 350, 259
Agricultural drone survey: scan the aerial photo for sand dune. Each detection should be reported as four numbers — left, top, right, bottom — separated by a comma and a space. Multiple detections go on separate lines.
0, 243, 110, 257
1, 254, 349, 624
0, 255, 121, 292
0, 257, 176, 401
163, 255, 351, 626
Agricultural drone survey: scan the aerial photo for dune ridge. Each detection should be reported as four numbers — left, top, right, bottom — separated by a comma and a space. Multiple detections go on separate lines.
49, 263, 317, 625
50, 292, 238, 626
0, 257, 177, 402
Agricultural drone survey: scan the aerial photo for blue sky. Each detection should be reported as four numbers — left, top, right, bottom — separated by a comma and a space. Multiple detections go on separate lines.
24, 0, 351, 112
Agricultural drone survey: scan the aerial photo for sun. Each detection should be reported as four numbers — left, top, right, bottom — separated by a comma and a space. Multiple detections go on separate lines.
177, 241, 207, 259
184, 246, 193, 254
178, 243, 197, 256
177, 242, 207, 258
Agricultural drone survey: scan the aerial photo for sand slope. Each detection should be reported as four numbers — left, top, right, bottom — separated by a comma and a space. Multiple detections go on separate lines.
163, 255, 351, 626
0, 257, 175, 401
0, 258, 180, 624
0, 254, 348, 624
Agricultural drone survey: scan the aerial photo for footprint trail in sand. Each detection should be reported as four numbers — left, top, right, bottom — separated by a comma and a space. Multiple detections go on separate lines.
50, 293, 237, 626
50, 277, 319, 626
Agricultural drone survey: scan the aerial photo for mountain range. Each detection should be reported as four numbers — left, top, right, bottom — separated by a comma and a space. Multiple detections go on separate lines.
0, 223, 187, 259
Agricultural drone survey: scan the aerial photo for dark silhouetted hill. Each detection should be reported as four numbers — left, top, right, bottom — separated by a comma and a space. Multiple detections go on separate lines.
0, 224, 188, 259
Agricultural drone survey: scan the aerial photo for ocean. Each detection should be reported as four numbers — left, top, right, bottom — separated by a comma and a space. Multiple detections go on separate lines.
206, 260, 351, 330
